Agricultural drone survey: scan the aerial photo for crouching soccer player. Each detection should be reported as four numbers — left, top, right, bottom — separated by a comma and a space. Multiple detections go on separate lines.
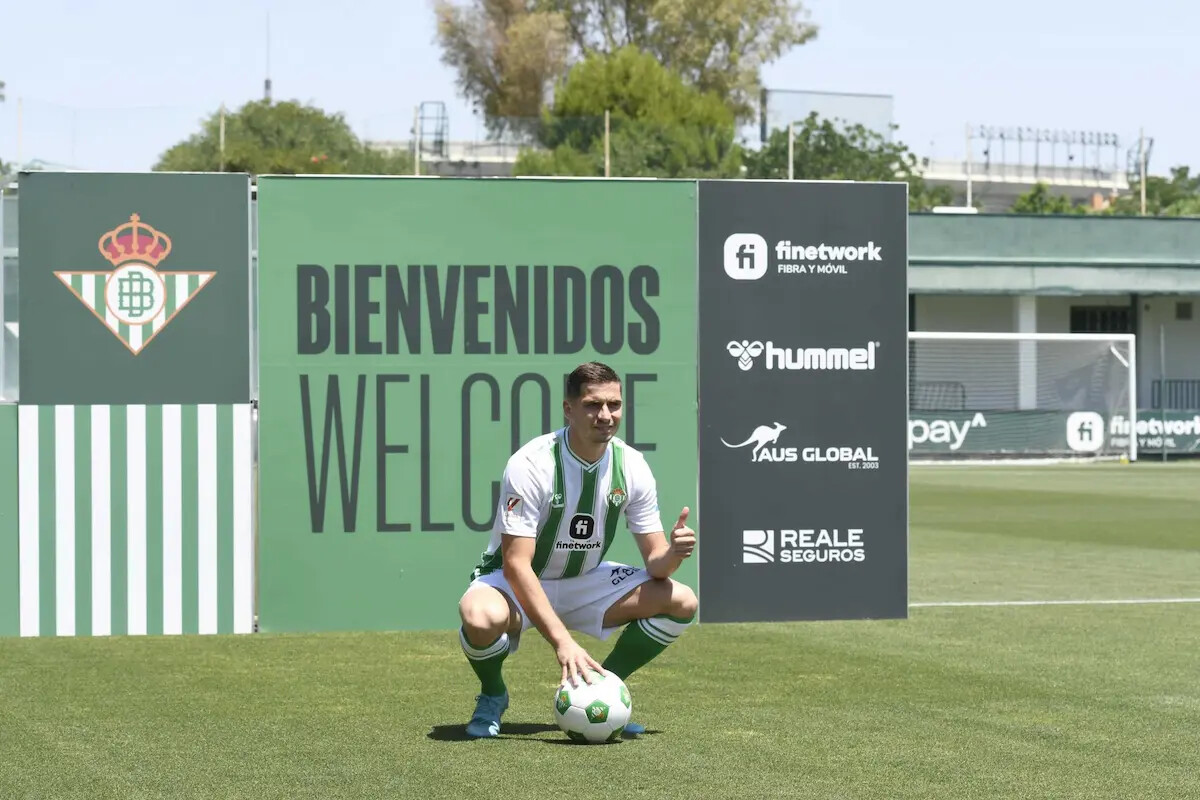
456, 361, 698, 738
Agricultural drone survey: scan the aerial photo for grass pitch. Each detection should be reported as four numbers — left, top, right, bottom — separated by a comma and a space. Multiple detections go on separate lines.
2, 462, 1198, 799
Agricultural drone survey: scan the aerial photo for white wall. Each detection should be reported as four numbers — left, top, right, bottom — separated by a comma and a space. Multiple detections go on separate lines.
1137, 295, 1200, 407
913, 295, 1016, 332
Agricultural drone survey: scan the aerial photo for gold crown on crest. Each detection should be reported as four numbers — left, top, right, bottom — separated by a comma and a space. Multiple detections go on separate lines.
98, 213, 173, 267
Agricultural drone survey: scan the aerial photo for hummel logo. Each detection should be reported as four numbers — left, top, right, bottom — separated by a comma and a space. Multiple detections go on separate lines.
727, 340, 764, 371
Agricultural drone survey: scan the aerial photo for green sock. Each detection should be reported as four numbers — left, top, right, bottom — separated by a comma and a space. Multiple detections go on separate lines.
459, 627, 510, 697
602, 613, 695, 681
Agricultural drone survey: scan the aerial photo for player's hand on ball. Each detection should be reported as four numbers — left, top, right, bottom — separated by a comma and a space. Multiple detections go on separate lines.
556, 638, 604, 688
671, 507, 696, 559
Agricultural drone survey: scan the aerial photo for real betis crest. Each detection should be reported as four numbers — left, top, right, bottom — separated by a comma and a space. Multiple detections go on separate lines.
607, 487, 626, 508
54, 213, 215, 355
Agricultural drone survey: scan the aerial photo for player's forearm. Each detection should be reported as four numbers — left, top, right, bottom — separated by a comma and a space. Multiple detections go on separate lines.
644, 545, 684, 579
503, 562, 572, 647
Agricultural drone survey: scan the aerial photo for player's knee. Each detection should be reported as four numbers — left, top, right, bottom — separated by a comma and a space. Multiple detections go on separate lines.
459, 590, 509, 640
669, 582, 698, 621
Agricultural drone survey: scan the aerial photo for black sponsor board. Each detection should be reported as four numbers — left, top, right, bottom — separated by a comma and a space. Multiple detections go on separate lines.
697, 180, 909, 622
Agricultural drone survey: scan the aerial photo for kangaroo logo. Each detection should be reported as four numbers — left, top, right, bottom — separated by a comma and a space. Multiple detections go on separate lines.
722, 423, 787, 461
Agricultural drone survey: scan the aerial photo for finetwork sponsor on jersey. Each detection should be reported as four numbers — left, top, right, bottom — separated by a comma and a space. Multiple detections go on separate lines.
723, 232, 882, 281
721, 422, 878, 465
742, 528, 866, 564
727, 339, 879, 371
557, 514, 600, 549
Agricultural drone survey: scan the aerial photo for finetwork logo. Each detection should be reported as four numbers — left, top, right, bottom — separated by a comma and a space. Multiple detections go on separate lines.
726, 339, 879, 371
723, 233, 768, 280
557, 514, 600, 550
1066, 412, 1105, 452
722, 233, 883, 281
743, 530, 775, 563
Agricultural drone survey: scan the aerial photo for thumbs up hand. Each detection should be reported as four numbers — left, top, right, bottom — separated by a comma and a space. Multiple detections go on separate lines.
670, 507, 696, 559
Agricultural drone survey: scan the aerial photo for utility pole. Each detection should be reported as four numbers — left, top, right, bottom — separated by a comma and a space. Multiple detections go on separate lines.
1138, 128, 1147, 216
264, 13, 273, 103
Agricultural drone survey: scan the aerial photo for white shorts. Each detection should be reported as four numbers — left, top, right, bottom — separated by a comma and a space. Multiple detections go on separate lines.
466, 561, 653, 653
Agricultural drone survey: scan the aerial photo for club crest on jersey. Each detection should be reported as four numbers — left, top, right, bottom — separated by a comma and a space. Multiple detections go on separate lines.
550, 492, 565, 509
607, 488, 627, 508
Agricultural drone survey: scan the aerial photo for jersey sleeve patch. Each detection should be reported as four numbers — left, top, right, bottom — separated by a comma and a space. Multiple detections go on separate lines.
498, 455, 546, 537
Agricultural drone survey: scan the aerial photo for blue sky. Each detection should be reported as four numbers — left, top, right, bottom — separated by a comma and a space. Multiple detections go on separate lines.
1, 0, 1195, 176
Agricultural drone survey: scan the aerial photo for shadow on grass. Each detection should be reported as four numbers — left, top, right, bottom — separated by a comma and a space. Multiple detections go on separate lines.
427, 722, 559, 741
541, 728, 660, 745
427, 723, 660, 743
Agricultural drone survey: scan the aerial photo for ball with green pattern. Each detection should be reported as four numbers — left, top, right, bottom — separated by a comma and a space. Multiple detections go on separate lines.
552, 668, 632, 743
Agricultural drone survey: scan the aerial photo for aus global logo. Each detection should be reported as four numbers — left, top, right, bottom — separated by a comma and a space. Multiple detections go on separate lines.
54, 213, 216, 355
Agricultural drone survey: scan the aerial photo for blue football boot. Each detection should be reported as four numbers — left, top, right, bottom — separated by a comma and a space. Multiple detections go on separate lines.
465, 691, 509, 738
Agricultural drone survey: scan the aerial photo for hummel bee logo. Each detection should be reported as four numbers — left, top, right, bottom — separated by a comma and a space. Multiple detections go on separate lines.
727, 340, 764, 371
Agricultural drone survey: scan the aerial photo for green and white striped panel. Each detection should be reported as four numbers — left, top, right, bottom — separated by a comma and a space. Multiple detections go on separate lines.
17, 404, 254, 637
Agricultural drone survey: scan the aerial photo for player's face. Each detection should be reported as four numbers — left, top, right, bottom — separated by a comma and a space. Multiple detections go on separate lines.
565, 382, 623, 443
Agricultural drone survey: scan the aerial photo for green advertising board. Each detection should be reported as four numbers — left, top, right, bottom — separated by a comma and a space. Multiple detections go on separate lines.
256, 176, 698, 633
907, 409, 1200, 456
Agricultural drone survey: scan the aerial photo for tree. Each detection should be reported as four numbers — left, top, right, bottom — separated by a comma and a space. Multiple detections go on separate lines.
153, 100, 412, 176
742, 113, 953, 211
1106, 165, 1200, 217
434, 0, 817, 128
512, 45, 742, 178
433, 0, 571, 135
1009, 182, 1087, 215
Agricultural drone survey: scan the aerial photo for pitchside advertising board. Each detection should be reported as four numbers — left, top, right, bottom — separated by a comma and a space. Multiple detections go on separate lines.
696, 180, 909, 623
14, 172, 255, 638
908, 410, 1200, 456
255, 176, 698, 633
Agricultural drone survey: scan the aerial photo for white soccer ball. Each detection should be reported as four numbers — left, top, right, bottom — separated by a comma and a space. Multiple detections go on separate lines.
552, 669, 633, 743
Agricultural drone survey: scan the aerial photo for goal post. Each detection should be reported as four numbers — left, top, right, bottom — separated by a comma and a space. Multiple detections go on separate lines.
907, 331, 1138, 462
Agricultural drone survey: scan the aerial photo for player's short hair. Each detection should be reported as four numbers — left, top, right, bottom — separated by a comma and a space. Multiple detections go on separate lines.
565, 362, 621, 399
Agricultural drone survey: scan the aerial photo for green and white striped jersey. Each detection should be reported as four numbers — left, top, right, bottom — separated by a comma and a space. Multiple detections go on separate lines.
472, 428, 662, 581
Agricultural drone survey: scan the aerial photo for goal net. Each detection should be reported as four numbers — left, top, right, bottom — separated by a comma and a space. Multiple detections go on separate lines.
908, 332, 1137, 461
